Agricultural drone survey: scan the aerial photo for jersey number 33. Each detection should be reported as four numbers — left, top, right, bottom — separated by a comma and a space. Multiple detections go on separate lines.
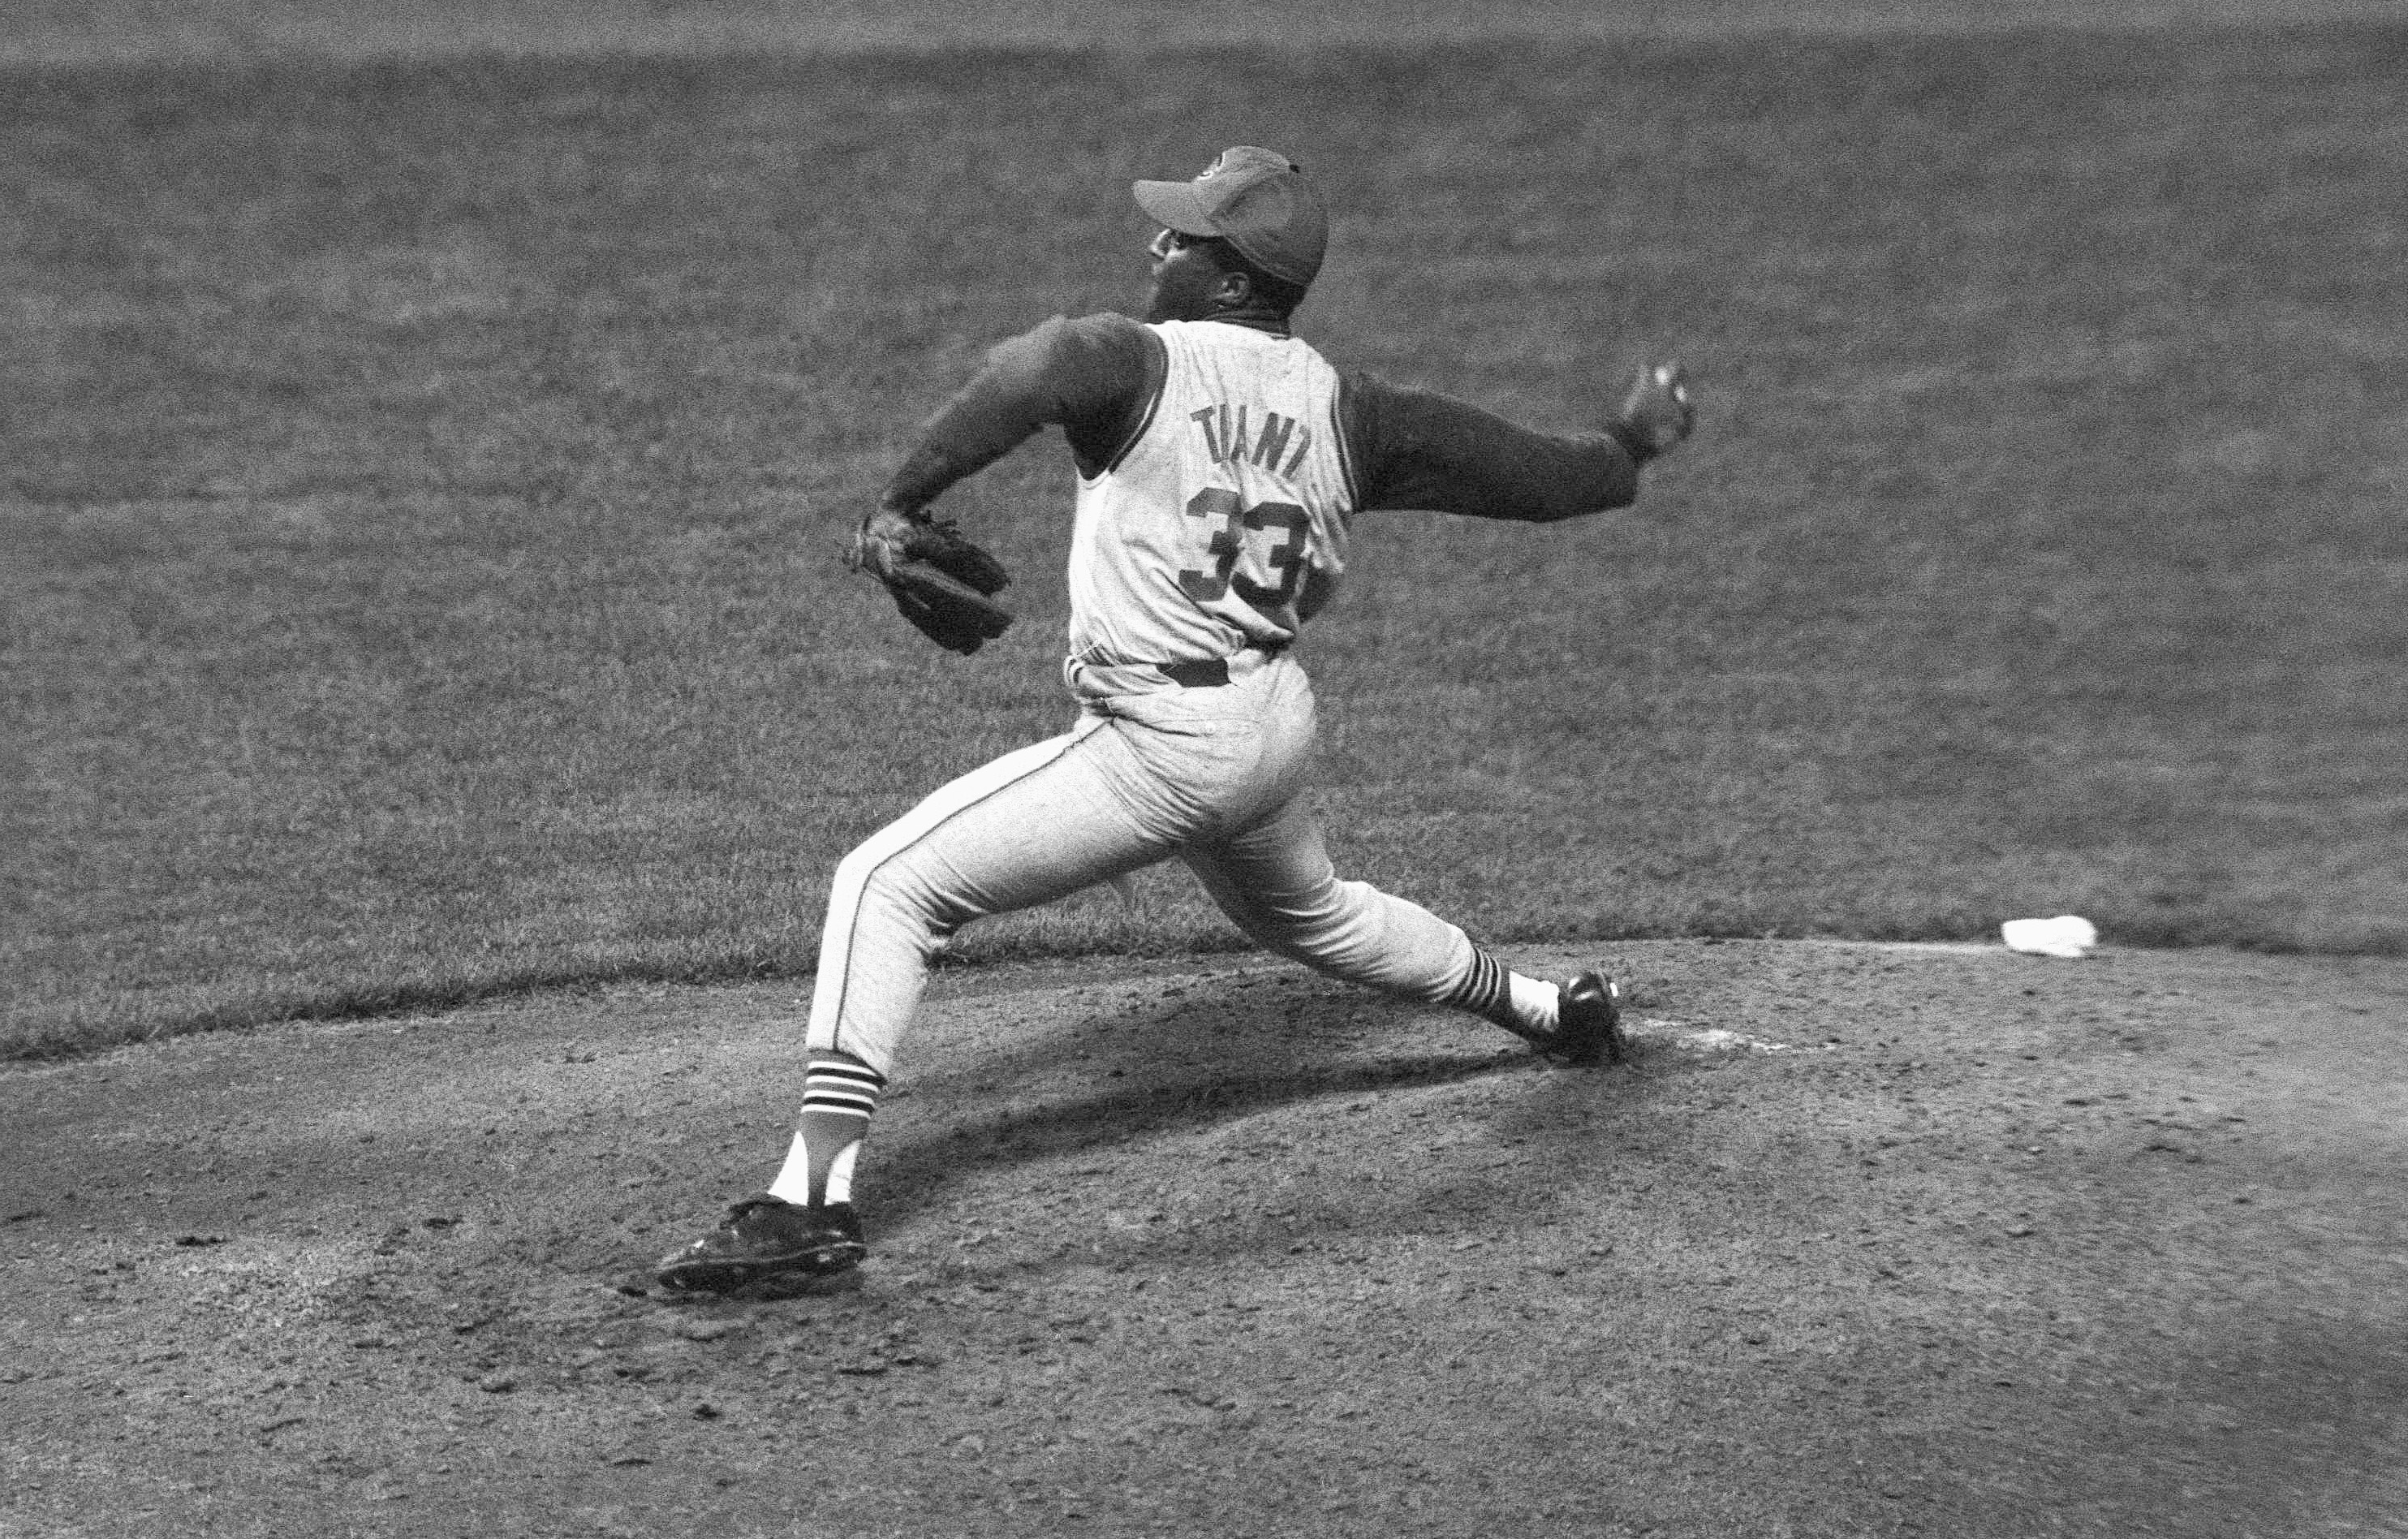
1180, 489, 1309, 606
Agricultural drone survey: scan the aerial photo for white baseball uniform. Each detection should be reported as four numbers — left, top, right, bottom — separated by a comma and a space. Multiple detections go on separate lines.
803, 312, 1647, 1080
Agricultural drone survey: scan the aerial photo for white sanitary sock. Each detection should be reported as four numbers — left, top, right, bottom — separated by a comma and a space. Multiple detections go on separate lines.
1509, 973, 1562, 1035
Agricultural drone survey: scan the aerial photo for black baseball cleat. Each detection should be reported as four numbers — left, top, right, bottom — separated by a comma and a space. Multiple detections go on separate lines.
1546, 972, 1627, 1067
654, 1195, 867, 1295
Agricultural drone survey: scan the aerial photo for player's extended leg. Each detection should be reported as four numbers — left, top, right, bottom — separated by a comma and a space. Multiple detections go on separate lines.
656, 713, 1180, 1294
798, 713, 1185, 1077
1183, 791, 1621, 1064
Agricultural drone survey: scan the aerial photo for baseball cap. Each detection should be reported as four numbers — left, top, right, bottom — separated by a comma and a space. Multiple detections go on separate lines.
1133, 146, 1328, 287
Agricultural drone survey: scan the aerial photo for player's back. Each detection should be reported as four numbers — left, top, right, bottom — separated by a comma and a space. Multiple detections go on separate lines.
1068, 319, 1351, 667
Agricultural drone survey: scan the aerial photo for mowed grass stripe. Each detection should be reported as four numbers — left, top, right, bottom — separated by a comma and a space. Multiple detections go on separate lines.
6, 28, 2404, 1057
12, 0, 2408, 67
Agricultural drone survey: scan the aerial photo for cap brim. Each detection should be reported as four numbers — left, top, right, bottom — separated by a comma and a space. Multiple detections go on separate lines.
1133, 179, 1219, 235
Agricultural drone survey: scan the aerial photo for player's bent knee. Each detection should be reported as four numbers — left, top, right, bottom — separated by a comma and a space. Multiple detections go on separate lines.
830, 841, 883, 893
1231, 902, 1352, 959
829, 843, 937, 929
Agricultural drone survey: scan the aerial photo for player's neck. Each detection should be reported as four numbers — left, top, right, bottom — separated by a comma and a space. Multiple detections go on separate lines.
1192, 300, 1291, 338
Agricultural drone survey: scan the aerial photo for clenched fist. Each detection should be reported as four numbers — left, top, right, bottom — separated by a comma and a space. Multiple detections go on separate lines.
1616, 363, 1695, 461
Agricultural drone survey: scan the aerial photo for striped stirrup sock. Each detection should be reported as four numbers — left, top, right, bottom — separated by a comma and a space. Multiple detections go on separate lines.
767, 1057, 887, 1208
1445, 948, 1561, 1038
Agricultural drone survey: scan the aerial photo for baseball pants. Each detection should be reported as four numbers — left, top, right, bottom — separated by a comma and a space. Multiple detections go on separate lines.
805, 650, 1485, 1076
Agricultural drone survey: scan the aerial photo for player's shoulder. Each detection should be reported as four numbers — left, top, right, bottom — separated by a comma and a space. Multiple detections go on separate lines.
1036, 311, 1152, 347
1070, 310, 1148, 336
981, 312, 1158, 391
1156, 317, 1337, 371
990, 311, 1148, 353
1151, 317, 1319, 346
1027, 311, 1161, 364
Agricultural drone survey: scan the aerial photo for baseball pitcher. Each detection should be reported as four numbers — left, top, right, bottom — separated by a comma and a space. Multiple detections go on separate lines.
657, 147, 1696, 1293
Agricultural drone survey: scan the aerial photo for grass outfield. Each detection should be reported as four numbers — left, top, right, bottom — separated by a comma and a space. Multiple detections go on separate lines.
6, 25, 2405, 1056
13, 0, 2408, 66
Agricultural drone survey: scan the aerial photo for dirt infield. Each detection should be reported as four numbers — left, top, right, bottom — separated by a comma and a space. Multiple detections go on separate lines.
8, 0, 2404, 65
6, 940, 2403, 1537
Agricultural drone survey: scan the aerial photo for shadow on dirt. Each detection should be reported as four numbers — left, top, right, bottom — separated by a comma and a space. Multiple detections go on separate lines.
870, 1045, 1548, 1227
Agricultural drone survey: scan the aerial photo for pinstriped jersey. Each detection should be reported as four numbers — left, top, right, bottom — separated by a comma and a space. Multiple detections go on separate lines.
1066, 320, 1352, 666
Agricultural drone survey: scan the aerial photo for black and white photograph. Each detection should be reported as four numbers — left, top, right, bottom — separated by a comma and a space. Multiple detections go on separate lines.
5, 1, 2402, 1533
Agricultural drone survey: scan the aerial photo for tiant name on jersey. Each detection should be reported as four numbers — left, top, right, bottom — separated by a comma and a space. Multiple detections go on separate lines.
1187, 403, 1315, 482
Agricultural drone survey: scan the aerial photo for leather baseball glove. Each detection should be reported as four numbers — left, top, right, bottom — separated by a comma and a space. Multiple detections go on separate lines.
846, 507, 1014, 656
